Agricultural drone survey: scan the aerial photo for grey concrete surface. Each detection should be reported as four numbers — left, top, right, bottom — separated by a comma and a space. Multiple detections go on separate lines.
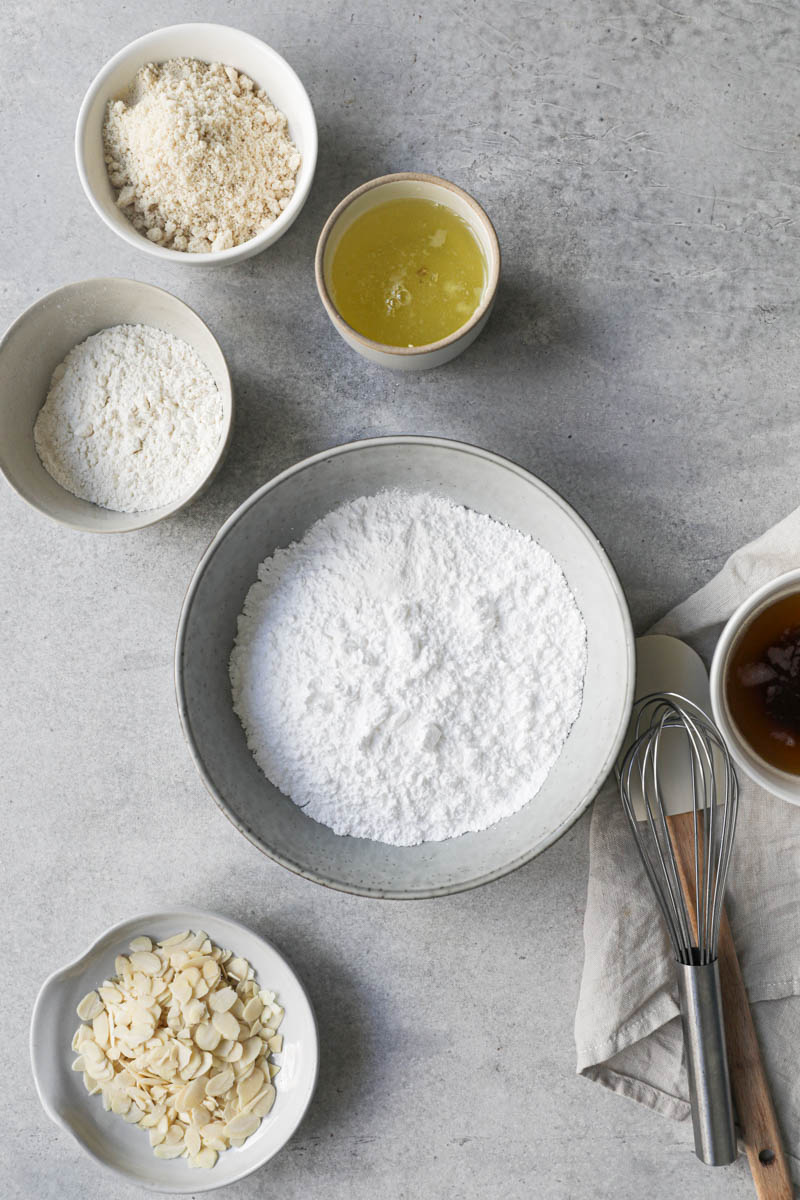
1, 1, 795, 1196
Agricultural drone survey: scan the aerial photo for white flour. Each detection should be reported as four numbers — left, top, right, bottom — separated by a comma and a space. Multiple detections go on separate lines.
230, 490, 587, 845
34, 324, 223, 513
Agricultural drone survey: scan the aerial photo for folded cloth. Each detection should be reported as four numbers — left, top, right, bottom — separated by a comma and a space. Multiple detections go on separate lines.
575, 506, 800, 1180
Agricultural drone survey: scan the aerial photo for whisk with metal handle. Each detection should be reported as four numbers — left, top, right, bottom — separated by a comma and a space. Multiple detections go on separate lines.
618, 692, 739, 1166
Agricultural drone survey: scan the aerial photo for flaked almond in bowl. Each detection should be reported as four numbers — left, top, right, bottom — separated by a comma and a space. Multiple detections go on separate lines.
31, 911, 318, 1193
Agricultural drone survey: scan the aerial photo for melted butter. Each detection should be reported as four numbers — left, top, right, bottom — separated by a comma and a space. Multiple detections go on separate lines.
329, 198, 486, 347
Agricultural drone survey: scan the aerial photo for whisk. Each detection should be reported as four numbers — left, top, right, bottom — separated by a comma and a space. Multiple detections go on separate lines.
618, 692, 739, 1166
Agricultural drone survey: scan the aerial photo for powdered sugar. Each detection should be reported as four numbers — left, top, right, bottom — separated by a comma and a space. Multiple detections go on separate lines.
34, 324, 223, 513
230, 490, 587, 845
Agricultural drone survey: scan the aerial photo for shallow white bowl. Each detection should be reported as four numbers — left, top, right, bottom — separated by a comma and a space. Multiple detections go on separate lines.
176, 436, 635, 896
315, 173, 501, 371
0, 277, 233, 533
30, 909, 318, 1193
76, 24, 318, 265
710, 567, 800, 804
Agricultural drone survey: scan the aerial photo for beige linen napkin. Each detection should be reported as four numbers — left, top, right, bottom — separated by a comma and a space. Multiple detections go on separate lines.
575, 507, 800, 1178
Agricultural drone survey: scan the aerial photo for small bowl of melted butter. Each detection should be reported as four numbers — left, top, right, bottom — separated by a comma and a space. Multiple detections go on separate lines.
315, 172, 500, 371
711, 567, 800, 803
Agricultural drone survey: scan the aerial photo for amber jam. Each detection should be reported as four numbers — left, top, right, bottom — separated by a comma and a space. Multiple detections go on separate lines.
726, 591, 800, 774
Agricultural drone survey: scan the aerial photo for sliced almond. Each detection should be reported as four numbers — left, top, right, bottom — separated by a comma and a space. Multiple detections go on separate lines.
76, 991, 104, 1022
242, 997, 262, 1024
205, 1067, 235, 1098
153, 1142, 184, 1159
158, 930, 190, 949
93, 1011, 110, 1048
239, 1037, 261, 1068
176, 1076, 207, 1112
182, 998, 206, 1026
249, 1085, 276, 1118
194, 1022, 221, 1052
237, 1067, 264, 1107
209, 986, 236, 1014
212, 1010, 240, 1041
202, 960, 221, 986
224, 1112, 260, 1140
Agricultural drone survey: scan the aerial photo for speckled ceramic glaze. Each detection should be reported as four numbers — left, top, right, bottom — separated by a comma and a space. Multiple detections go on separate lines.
30, 908, 318, 1193
175, 436, 635, 897
0, 277, 233, 532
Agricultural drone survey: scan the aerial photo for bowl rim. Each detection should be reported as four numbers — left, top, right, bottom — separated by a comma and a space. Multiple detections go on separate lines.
314, 173, 501, 356
0, 276, 234, 533
709, 565, 800, 803
29, 906, 320, 1194
174, 434, 635, 898
74, 23, 318, 265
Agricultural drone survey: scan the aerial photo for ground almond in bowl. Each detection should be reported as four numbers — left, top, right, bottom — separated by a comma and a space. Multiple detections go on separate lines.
104, 58, 301, 253
71, 930, 283, 1169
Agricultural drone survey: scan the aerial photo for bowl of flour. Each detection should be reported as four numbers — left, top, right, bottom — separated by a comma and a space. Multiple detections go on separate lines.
0, 278, 233, 532
176, 436, 634, 898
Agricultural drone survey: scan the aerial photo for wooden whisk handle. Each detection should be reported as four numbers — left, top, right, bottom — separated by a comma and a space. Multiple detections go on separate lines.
717, 910, 793, 1199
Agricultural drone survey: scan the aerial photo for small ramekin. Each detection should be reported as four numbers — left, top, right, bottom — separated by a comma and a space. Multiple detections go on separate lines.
709, 567, 800, 804
75, 24, 318, 266
315, 172, 501, 371
0, 278, 233, 533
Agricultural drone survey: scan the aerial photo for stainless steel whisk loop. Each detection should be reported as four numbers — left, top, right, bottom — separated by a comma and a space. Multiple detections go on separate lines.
618, 692, 739, 963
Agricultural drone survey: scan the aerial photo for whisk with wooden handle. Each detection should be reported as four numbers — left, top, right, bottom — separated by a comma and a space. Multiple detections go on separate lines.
619, 692, 739, 1165
619, 636, 793, 1199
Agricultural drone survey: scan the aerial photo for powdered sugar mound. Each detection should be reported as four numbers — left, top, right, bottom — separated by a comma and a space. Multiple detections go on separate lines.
34, 324, 223, 513
230, 490, 587, 845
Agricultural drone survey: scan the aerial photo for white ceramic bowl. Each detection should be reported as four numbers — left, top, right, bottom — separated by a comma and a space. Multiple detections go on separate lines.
76, 24, 318, 265
710, 567, 800, 804
176, 436, 635, 896
30, 909, 318, 1193
315, 173, 501, 370
0, 278, 233, 533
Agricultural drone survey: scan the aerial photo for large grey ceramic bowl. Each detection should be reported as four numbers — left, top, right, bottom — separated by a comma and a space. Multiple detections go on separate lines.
175, 436, 634, 898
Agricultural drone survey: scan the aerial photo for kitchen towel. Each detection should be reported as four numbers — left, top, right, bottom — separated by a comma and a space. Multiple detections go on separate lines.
575, 505, 800, 1180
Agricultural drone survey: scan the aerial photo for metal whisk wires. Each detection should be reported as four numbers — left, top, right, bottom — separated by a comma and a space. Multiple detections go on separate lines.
618, 694, 738, 965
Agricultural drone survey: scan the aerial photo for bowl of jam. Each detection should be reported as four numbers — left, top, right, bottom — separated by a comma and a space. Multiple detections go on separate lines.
710, 567, 800, 802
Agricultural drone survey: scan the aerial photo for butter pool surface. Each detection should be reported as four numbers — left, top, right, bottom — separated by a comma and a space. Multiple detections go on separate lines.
330, 198, 486, 347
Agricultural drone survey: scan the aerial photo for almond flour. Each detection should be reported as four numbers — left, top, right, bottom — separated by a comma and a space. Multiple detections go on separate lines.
103, 58, 301, 253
